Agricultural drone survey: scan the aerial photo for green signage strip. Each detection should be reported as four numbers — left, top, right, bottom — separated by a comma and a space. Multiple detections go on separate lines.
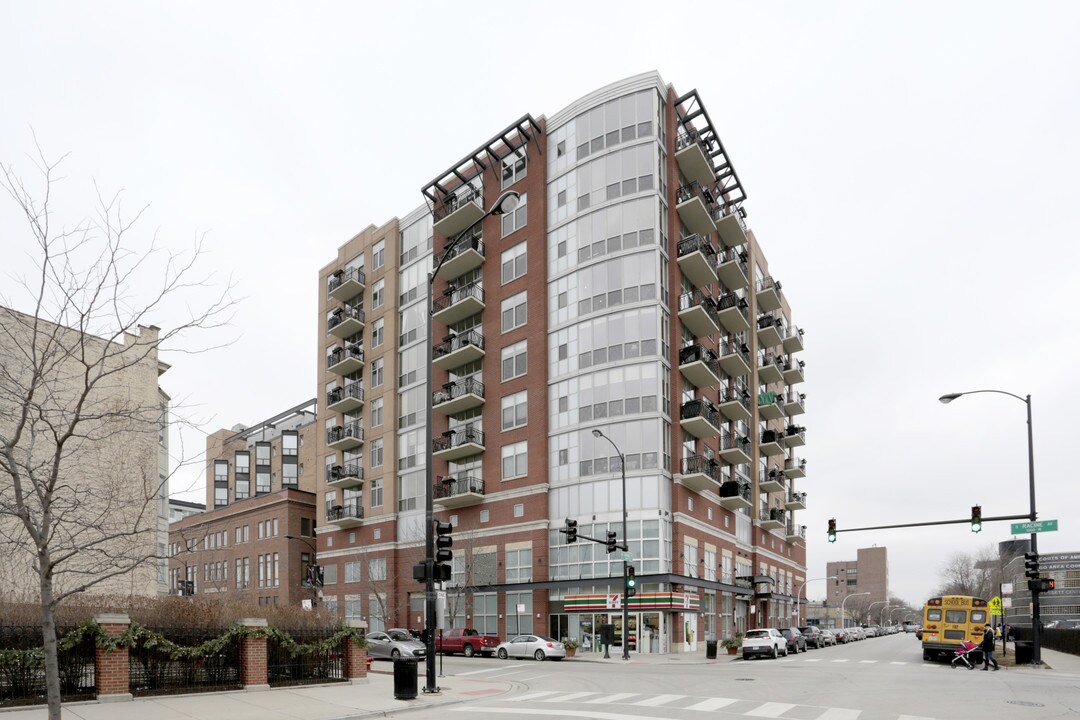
1011, 519, 1058, 534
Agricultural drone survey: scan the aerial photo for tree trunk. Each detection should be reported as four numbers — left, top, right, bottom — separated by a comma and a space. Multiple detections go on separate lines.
39, 565, 62, 720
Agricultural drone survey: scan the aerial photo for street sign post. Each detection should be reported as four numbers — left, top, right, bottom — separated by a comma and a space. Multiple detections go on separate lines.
1011, 519, 1058, 534
620, 551, 632, 562
988, 597, 1003, 616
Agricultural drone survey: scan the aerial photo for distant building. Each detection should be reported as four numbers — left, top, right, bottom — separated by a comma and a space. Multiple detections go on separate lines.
169, 499, 205, 524
1003, 550, 1080, 628
827, 546, 889, 606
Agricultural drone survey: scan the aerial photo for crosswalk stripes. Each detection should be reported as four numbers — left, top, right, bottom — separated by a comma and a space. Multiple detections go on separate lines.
745, 702, 797, 717
633, 694, 684, 707
684, 697, 739, 711
540, 692, 598, 703
582, 692, 639, 704
816, 709, 862, 720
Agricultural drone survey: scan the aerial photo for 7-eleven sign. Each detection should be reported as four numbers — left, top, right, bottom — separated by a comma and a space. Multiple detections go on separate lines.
606, 594, 622, 610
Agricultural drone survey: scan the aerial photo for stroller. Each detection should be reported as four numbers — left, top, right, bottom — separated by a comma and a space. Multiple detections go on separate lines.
951, 640, 981, 669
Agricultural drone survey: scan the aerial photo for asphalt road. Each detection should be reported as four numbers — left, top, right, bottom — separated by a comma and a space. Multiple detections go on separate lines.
390, 633, 1080, 720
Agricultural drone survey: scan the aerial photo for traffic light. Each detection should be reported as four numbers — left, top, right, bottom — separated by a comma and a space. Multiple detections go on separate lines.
435, 521, 454, 582
626, 566, 637, 598
1040, 577, 1056, 592
606, 530, 618, 554
827, 518, 837, 543
970, 505, 982, 533
565, 519, 578, 544
1024, 552, 1040, 579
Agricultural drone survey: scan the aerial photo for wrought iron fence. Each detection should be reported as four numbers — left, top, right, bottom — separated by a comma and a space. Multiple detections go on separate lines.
128, 627, 241, 697
1013, 627, 1080, 656
267, 628, 344, 687
0, 625, 96, 707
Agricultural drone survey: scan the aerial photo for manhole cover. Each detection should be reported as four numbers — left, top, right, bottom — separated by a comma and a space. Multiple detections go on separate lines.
1007, 701, 1045, 708
735, 678, 754, 682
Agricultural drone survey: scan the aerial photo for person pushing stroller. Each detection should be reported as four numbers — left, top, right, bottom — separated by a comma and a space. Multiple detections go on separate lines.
981, 623, 1000, 671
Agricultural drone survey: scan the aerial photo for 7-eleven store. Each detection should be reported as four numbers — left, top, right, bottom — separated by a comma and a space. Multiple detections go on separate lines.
562, 592, 701, 655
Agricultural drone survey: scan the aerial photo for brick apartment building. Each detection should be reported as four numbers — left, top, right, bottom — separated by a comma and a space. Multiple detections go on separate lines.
827, 546, 890, 607
315, 72, 809, 652
168, 401, 320, 606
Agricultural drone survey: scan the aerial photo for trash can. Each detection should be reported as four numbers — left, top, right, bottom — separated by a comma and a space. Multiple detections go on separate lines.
393, 658, 418, 700
706, 640, 718, 659
1014, 641, 1034, 665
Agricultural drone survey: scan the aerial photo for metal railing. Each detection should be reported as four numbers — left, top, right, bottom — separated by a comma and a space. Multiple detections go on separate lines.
326, 422, 363, 446
327, 305, 365, 333
327, 500, 364, 523
326, 344, 363, 370
431, 282, 484, 314
678, 291, 720, 325
786, 523, 807, 540
433, 330, 485, 360
675, 126, 709, 154
679, 344, 720, 368
433, 184, 482, 223
759, 353, 781, 370
327, 267, 366, 294
783, 358, 806, 377
768, 507, 787, 524
677, 234, 718, 262
681, 454, 721, 482
721, 432, 750, 453
761, 429, 786, 445
676, 181, 720, 214
719, 479, 751, 502
719, 385, 750, 406
433, 426, 486, 453
680, 398, 721, 429
785, 425, 807, 442
785, 458, 807, 474
441, 230, 484, 262
758, 314, 783, 332
432, 377, 485, 406
720, 341, 751, 365
129, 627, 241, 697
762, 468, 787, 484
788, 491, 807, 507
328, 463, 363, 483
434, 475, 485, 500
326, 382, 364, 408
0, 625, 97, 706
267, 628, 345, 687
757, 275, 782, 294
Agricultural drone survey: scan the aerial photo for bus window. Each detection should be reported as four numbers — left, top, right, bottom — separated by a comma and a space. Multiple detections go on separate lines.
971, 611, 987, 624
945, 610, 967, 623
927, 609, 942, 621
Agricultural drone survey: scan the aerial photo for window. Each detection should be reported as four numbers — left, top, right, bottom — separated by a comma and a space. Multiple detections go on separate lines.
501, 151, 526, 188
501, 391, 527, 430
501, 242, 527, 284
371, 279, 385, 309
501, 291, 527, 332
505, 591, 533, 635
345, 561, 361, 583
301, 518, 314, 537
370, 478, 383, 508
371, 358, 384, 388
214, 460, 228, 483
369, 558, 386, 581
215, 487, 228, 507
282, 432, 298, 457
501, 341, 527, 381
501, 192, 527, 237
282, 462, 298, 487
506, 548, 532, 583
502, 441, 528, 480
480, 509, 490, 523
372, 318, 385, 347
371, 397, 384, 428
513, 503, 524, 518
323, 563, 338, 585
371, 439, 384, 468
372, 239, 385, 271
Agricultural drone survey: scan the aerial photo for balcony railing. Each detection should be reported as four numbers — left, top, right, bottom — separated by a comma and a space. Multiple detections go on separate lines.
326, 344, 364, 370
716, 249, 749, 290
433, 185, 482, 223
718, 384, 751, 422
326, 422, 363, 446
327, 382, 364, 408
715, 292, 750, 334
718, 341, 751, 376
678, 290, 720, 337
433, 330, 485, 361
676, 181, 720, 212
678, 344, 721, 388
786, 523, 807, 541
719, 479, 751, 503
327, 267, 366, 296
681, 454, 721, 481
677, 234, 718, 262
784, 425, 807, 446
328, 463, 363, 482
327, 501, 364, 523
327, 305, 365, 334
432, 377, 485, 406
680, 398, 722, 429
432, 426, 486, 454
431, 282, 485, 314
433, 475, 485, 501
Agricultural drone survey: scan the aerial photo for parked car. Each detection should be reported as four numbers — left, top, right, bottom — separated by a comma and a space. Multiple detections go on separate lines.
832, 628, 849, 644
741, 628, 786, 660
435, 627, 501, 657
798, 626, 826, 649
820, 629, 837, 646
849, 627, 865, 641
862, 626, 877, 638
781, 628, 807, 654
367, 628, 426, 660
495, 635, 566, 661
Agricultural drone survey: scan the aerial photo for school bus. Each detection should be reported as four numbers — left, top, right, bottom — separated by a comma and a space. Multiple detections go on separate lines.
921, 595, 989, 661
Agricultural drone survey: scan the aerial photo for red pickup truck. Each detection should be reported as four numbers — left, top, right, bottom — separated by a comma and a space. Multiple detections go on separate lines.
436, 628, 500, 657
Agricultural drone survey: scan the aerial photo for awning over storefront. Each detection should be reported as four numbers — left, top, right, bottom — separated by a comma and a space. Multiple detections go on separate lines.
565, 592, 701, 612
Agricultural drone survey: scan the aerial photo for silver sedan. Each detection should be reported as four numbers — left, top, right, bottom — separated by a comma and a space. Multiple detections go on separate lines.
495, 634, 566, 661
366, 629, 426, 660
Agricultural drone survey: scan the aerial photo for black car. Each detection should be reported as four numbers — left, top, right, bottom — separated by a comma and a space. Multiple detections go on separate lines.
781, 627, 807, 653
797, 626, 825, 649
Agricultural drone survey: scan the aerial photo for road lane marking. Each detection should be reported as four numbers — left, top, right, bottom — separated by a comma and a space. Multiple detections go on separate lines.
519, 674, 550, 681
831, 659, 849, 663
890, 661, 908, 665
583, 693, 639, 704
511, 691, 563, 701
745, 702, 798, 717
685, 697, 739, 711
804, 658, 822, 662
479, 669, 527, 678
541, 692, 599, 703
897, 716, 936, 720
454, 667, 508, 676
816, 709, 862, 719
453, 708, 674, 720
633, 694, 685, 707
858, 660, 877, 663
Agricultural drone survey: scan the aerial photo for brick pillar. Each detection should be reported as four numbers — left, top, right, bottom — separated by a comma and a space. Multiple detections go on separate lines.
93, 613, 132, 702
239, 618, 269, 691
342, 619, 369, 684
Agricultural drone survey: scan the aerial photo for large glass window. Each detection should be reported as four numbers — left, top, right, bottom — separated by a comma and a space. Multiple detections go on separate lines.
501, 242, 527, 285
501, 291, 528, 332
506, 591, 533, 635
473, 593, 498, 636
282, 432, 298, 456
501, 341, 528, 381
501, 391, 528, 430
502, 150, 527, 189
506, 548, 533, 583
501, 192, 528, 237
501, 441, 528, 480
372, 239, 386, 270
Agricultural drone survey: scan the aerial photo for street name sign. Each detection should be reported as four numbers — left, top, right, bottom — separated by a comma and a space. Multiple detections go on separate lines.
1011, 519, 1058, 534
621, 551, 633, 562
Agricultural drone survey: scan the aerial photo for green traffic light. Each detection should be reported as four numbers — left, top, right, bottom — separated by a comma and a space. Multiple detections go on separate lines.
827, 532, 837, 543
971, 521, 982, 533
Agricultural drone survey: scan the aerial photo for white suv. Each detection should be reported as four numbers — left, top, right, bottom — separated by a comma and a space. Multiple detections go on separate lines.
741, 628, 787, 660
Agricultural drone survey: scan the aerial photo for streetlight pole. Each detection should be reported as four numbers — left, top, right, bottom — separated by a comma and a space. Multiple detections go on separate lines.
793, 576, 836, 626
939, 389, 1040, 664
879, 604, 891, 626
841, 592, 870, 629
867, 600, 887, 627
285, 535, 318, 607
424, 190, 520, 693
592, 428, 629, 661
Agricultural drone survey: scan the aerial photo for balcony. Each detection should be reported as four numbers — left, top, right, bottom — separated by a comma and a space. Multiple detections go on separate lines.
674, 128, 716, 188
757, 390, 785, 421
678, 454, 721, 493
433, 377, 485, 415
676, 182, 720, 236
784, 425, 806, 448
327, 501, 364, 529
326, 463, 363, 490
760, 469, 786, 494
328, 267, 366, 302
676, 234, 718, 289
757, 314, 783, 349
327, 344, 364, 376
327, 305, 365, 338
433, 185, 484, 238
679, 344, 721, 389
327, 382, 365, 414
786, 522, 807, 542
719, 432, 752, 466
782, 324, 805, 354
716, 293, 750, 334
784, 457, 807, 479
326, 422, 364, 451
718, 480, 751, 510
758, 353, 784, 385
678, 291, 720, 338
785, 491, 807, 511
756, 276, 783, 313
679, 398, 723, 439
761, 507, 786, 531
718, 385, 751, 422
435, 231, 485, 280
784, 391, 806, 416
432, 426, 486, 461
718, 342, 751, 377
715, 207, 748, 248
432, 282, 485, 326
433, 330, 485, 370
716, 250, 749, 291
433, 475, 485, 509
783, 358, 806, 385
760, 429, 787, 457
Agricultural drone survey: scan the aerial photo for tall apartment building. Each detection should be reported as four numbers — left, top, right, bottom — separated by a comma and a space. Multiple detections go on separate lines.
316, 72, 809, 651
167, 400, 319, 605
827, 546, 890, 606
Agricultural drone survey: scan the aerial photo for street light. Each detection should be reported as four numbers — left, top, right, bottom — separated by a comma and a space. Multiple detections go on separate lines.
867, 600, 887, 627
285, 535, 318, 606
879, 604, 891, 625
592, 427, 630, 661
424, 189, 520, 693
841, 592, 870, 629
793, 576, 837, 626
939, 389, 1040, 664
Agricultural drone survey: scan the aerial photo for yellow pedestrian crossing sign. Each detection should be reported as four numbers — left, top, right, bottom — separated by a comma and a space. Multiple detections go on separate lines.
988, 596, 1003, 616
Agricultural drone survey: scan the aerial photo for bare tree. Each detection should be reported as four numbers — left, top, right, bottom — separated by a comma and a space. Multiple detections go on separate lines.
0, 150, 235, 720
934, 551, 995, 599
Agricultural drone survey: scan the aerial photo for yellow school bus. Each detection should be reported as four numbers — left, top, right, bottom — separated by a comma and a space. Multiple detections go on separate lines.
921, 595, 988, 661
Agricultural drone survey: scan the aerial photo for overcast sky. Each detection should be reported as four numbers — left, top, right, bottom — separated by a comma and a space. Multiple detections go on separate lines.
2, 2, 1078, 608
